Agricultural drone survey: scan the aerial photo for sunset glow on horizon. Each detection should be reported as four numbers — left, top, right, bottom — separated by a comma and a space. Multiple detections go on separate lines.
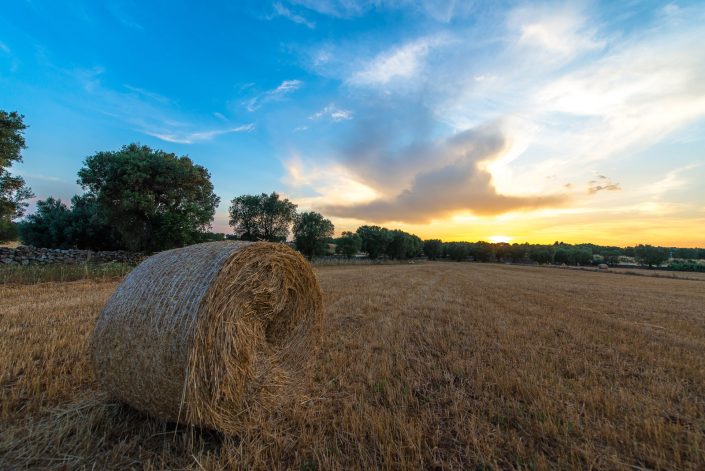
3, 1, 704, 247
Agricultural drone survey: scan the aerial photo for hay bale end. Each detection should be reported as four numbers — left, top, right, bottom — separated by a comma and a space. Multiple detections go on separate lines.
91, 241, 323, 433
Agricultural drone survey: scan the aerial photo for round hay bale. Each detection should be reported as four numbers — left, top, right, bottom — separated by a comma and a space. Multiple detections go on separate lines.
91, 241, 323, 434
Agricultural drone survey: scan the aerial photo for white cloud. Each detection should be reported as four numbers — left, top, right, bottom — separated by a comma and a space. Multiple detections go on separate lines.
60, 66, 256, 144
510, 5, 605, 57
286, 0, 472, 21
309, 103, 353, 121
272, 2, 315, 28
534, 25, 705, 162
143, 124, 255, 144
349, 36, 448, 86
123, 84, 171, 104
283, 153, 380, 210
641, 163, 701, 199
288, 3, 705, 224
246, 79, 303, 111
285, 0, 371, 18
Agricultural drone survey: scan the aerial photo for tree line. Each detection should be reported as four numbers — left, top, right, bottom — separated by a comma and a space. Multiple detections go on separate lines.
421, 241, 701, 270
1, 110, 703, 269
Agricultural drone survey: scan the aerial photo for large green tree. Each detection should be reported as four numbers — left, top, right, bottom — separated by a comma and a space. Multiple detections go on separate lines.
19, 194, 152, 251
445, 242, 471, 261
335, 231, 362, 258
293, 211, 334, 259
529, 245, 554, 264
18, 197, 72, 249
1, 111, 34, 241
356, 225, 391, 260
634, 244, 668, 268
78, 143, 219, 252
470, 241, 495, 262
423, 239, 443, 260
62, 194, 125, 250
386, 230, 423, 260
228, 192, 297, 242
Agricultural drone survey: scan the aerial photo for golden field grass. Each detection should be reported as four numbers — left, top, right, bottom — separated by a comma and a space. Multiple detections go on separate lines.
1, 262, 705, 470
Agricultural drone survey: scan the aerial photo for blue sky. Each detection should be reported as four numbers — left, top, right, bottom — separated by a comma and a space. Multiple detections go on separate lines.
2, 0, 704, 245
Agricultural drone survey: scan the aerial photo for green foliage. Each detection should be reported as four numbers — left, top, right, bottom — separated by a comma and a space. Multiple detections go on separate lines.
0, 110, 27, 168
19, 196, 125, 250
553, 247, 571, 265
385, 230, 422, 260
63, 194, 125, 250
598, 248, 622, 265
198, 232, 226, 242
667, 261, 705, 272
529, 245, 554, 264
423, 239, 443, 260
573, 248, 593, 265
634, 244, 668, 268
445, 242, 471, 261
494, 243, 512, 261
18, 197, 73, 248
554, 246, 593, 265
78, 143, 219, 252
0, 219, 18, 242
470, 241, 495, 262
673, 247, 705, 260
510, 243, 528, 262
335, 231, 362, 258
356, 225, 391, 260
229, 192, 297, 242
293, 211, 334, 259
0, 110, 34, 240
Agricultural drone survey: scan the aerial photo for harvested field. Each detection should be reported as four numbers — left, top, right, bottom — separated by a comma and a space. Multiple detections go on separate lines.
1, 262, 705, 470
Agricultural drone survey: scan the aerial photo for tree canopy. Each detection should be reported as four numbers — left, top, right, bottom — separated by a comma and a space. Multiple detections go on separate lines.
293, 211, 334, 259
335, 231, 362, 258
229, 192, 297, 242
356, 225, 391, 260
423, 239, 443, 260
18, 197, 72, 249
78, 143, 219, 252
386, 230, 423, 260
634, 244, 668, 268
0, 110, 34, 241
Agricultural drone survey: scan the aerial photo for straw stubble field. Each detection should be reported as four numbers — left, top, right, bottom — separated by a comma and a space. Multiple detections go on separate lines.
1, 262, 704, 470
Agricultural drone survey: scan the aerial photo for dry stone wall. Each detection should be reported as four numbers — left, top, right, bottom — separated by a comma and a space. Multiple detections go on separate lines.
0, 246, 143, 266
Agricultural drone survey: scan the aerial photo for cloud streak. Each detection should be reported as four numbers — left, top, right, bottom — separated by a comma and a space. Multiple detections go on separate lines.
60, 67, 256, 144
309, 103, 352, 121
246, 79, 303, 111
271, 2, 315, 28
348, 36, 449, 87
143, 124, 255, 144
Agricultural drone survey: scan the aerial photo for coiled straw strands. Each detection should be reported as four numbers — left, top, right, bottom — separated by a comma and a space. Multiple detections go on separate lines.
91, 241, 323, 434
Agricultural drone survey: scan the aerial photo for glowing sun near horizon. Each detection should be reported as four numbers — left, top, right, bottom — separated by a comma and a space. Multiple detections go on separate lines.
488, 235, 513, 244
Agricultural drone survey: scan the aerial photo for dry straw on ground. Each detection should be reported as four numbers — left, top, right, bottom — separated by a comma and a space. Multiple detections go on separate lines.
3, 263, 705, 469
91, 241, 323, 434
